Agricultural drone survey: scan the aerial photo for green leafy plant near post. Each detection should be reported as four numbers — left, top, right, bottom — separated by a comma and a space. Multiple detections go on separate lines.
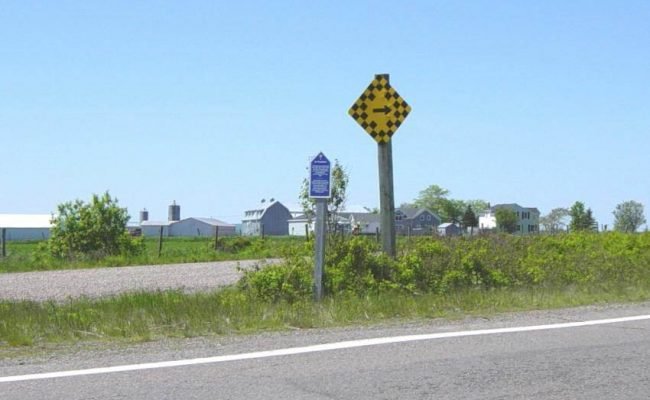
48, 191, 143, 259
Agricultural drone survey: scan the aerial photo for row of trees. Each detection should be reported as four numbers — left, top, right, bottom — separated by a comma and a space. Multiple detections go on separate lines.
540, 200, 646, 233
409, 184, 647, 234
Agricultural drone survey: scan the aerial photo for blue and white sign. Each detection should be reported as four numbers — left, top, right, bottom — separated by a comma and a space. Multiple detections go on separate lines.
309, 152, 332, 199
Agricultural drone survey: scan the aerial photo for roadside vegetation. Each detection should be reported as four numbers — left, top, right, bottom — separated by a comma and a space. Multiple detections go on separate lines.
0, 236, 306, 273
2, 232, 650, 348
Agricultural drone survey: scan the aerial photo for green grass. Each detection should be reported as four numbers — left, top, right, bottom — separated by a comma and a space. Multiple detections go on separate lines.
0, 236, 309, 273
2, 232, 650, 350
1, 283, 648, 348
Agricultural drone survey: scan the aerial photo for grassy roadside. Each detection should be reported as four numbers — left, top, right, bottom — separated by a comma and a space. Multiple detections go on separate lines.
0, 236, 308, 273
2, 232, 650, 350
2, 283, 649, 349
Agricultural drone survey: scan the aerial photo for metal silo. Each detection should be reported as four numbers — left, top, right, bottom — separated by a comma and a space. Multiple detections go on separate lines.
168, 201, 181, 221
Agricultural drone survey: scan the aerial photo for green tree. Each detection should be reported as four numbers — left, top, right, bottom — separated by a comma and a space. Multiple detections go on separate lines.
613, 200, 646, 232
299, 159, 349, 230
569, 201, 597, 232
462, 205, 478, 235
49, 192, 142, 259
495, 208, 518, 233
413, 185, 486, 223
464, 199, 489, 216
413, 184, 450, 219
540, 207, 569, 233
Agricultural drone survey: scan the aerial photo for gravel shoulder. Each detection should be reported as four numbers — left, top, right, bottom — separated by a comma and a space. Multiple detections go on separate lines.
0, 259, 280, 302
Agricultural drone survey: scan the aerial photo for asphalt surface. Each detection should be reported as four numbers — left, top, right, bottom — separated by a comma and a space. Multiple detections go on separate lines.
1, 302, 649, 399
0, 259, 280, 301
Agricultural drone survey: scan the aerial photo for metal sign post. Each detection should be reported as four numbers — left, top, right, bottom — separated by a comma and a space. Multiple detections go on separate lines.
348, 74, 411, 258
309, 152, 332, 301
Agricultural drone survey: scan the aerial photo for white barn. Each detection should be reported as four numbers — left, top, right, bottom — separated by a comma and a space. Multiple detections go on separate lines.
0, 214, 52, 241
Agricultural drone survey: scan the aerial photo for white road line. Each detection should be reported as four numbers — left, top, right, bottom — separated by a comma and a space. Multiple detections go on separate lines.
1, 314, 649, 383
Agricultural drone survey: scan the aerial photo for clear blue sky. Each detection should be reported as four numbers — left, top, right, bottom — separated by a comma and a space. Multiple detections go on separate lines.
2, 1, 649, 228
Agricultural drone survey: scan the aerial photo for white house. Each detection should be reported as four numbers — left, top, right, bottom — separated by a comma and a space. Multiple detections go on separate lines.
0, 214, 52, 241
479, 203, 540, 234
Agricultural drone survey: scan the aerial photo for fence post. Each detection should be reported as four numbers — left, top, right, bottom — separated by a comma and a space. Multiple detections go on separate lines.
305, 223, 309, 241
214, 225, 219, 251
158, 226, 164, 257
376, 227, 380, 243
261, 223, 265, 239
1, 228, 6, 258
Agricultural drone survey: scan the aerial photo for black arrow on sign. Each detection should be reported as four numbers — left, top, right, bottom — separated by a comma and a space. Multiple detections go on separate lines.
372, 106, 391, 115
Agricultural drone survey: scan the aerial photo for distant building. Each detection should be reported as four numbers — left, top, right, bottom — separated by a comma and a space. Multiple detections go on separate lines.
479, 203, 540, 234
139, 202, 236, 237
169, 217, 235, 237
0, 214, 52, 241
437, 222, 462, 237
345, 212, 381, 235
395, 206, 441, 235
288, 214, 312, 236
241, 200, 292, 236
140, 220, 172, 237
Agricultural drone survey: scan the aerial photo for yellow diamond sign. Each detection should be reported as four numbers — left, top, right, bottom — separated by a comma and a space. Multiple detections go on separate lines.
348, 74, 411, 143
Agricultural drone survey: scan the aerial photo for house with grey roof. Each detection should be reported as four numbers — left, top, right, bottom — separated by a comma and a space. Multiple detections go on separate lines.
438, 222, 462, 237
242, 200, 292, 236
395, 206, 441, 235
478, 203, 540, 234
340, 212, 381, 235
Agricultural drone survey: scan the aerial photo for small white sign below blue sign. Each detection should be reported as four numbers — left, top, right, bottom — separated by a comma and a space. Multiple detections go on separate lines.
309, 152, 332, 199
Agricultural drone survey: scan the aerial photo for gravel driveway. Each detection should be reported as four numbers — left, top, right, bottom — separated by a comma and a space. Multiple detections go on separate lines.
0, 259, 280, 302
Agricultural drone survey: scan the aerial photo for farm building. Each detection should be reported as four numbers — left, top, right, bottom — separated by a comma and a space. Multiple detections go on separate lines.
241, 200, 292, 236
0, 214, 52, 241
140, 220, 172, 237
437, 222, 462, 236
288, 214, 312, 236
169, 218, 235, 237
138, 203, 236, 238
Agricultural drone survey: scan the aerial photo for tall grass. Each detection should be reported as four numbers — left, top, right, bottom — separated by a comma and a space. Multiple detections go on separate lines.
2, 232, 650, 348
0, 236, 309, 273
2, 283, 648, 348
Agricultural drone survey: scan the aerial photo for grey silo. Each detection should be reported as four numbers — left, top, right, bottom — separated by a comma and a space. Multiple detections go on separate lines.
168, 201, 181, 222
139, 209, 149, 223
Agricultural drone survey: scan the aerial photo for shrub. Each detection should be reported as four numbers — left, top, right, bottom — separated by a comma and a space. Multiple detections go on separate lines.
237, 232, 650, 302
49, 192, 143, 259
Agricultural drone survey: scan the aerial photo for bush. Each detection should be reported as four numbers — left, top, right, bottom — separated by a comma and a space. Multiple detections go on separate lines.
237, 232, 650, 303
238, 257, 312, 303
48, 192, 143, 259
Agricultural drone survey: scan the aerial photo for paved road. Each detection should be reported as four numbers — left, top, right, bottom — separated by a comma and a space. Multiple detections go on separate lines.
0, 259, 280, 301
1, 303, 648, 399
